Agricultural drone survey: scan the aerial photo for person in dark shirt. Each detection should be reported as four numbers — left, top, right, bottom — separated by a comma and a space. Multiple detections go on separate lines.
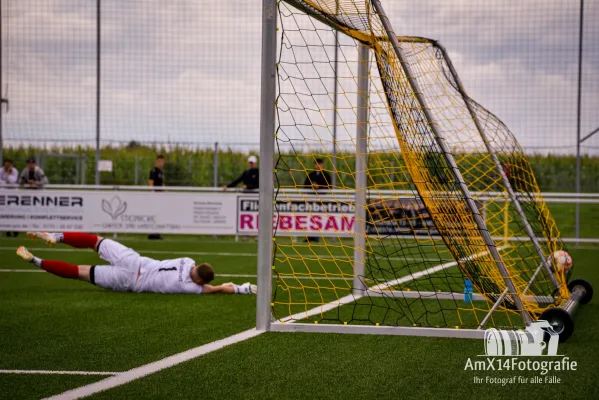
148, 155, 165, 240
304, 158, 332, 243
149, 155, 165, 189
223, 155, 259, 191
304, 158, 331, 190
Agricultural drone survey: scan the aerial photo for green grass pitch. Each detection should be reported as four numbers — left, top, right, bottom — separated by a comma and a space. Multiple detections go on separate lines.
0, 229, 597, 398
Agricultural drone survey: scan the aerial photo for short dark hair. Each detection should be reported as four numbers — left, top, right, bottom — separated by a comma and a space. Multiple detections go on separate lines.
196, 263, 214, 284
3, 159, 13, 165
156, 154, 165, 160
315, 158, 324, 164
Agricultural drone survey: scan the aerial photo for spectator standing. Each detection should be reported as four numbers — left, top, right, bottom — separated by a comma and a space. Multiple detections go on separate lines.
149, 154, 166, 189
1, 159, 20, 237
303, 158, 332, 243
19, 158, 48, 188
223, 155, 259, 191
0, 159, 18, 187
223, 155, 259, 242
148, 155, 166, 240
304, 158, 331, 190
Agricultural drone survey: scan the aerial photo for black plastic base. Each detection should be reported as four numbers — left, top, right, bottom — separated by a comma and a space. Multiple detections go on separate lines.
538, 308, 574, 343
568, 278, 594, 304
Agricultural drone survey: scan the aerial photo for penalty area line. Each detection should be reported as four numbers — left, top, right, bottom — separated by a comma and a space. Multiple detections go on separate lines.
43, 328, 262, 400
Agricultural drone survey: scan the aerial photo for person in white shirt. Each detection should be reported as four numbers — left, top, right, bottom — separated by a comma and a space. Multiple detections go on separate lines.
19, 157, 48, 188
0, 159, 19, 186
17, 231, 256, 295
1, 159, 20, 237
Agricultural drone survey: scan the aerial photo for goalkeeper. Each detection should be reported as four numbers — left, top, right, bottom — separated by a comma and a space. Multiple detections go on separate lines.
16, 232, 256, 295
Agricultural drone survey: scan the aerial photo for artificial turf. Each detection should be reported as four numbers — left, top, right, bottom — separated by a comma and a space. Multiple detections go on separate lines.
0, 374, 100, 400
0, 225, 597, 399
88, 247, 599, 400
90, 327, 599, 400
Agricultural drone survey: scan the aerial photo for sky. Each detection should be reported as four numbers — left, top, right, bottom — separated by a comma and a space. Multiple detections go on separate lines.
1, 0, 597, 155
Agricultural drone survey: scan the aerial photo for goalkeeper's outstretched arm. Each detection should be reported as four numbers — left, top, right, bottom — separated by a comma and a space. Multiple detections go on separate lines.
203, 282, 257, 295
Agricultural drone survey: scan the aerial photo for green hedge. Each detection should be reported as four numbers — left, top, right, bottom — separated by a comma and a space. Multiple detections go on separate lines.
3, 145, 598, 192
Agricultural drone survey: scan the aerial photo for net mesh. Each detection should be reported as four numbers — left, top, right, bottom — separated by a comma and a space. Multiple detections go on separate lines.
272, 0, 570, 329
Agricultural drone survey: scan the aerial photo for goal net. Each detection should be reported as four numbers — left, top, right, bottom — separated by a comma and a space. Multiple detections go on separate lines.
264, 0, 571, 336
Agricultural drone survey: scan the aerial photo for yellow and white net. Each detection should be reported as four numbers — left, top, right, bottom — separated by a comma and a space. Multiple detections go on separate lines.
271, 0, 570, 329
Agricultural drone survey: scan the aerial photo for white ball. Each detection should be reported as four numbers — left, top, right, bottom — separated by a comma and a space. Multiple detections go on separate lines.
552, 250, 573, 273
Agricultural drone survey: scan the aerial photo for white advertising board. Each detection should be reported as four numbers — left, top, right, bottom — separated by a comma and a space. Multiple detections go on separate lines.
0, 189, 237, 235
0, 188, 444, 238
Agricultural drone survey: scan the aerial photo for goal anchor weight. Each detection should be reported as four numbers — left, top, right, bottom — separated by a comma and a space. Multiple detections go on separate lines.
538, 279, 594, 342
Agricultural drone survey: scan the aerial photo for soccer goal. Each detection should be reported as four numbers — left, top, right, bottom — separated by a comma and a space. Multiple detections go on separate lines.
256, 0, 593, 341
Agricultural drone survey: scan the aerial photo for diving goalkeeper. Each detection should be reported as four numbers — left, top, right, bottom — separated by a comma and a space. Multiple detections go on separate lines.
16, 232, 257, 295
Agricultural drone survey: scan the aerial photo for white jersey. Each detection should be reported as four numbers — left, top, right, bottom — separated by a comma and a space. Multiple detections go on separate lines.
0, 167, 18, 185
134, 257, 204, 294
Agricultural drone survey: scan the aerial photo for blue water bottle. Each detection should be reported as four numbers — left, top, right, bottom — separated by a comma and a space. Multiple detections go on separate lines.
464, 279, 473, 303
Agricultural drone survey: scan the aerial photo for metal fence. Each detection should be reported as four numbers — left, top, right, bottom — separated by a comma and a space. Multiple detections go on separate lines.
0, 1, 597, 154
0, 1, 597, 236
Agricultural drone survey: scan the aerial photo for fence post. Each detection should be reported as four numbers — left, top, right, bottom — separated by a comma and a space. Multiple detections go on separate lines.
213, 142, 219, 187
575, 0, 584, 246
213, 142, 219, 240
94, 0, 101, 186
188, 155, 193, 184
81, 156, 87, 185
75, 154, 80, 184
134, 155, 139, 185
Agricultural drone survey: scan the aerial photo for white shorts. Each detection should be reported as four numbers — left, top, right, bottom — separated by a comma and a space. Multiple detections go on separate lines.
91, 239, 141, 292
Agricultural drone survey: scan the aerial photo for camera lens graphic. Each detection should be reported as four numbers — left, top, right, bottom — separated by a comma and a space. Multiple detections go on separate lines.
485, 328, 537, 356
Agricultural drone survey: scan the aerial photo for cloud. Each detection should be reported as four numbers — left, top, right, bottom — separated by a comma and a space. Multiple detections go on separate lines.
2, 0, 597, 154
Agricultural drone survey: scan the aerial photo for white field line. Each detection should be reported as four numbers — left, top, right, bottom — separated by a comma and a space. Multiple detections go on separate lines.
0, 247, 255, 258
0, 369, 120, 376
0, 268, 403, 283
43, 328, 262, 400
277, 246, 508, 323
569, 245, 599, 250
0, 269, 375, 282
0, 246, 449, 262
0, 269, 43, 273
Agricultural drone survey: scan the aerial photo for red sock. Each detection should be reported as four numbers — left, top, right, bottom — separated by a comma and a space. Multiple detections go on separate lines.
62, 232, 99, 249
41, 260, 80, 279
